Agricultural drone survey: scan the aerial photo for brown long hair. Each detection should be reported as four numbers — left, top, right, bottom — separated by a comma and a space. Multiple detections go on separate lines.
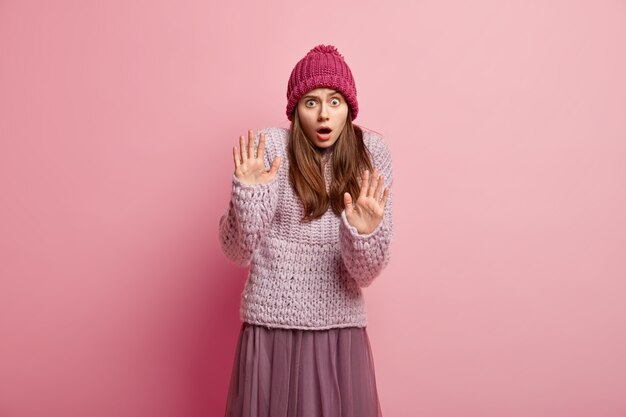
288, 106, 374, 222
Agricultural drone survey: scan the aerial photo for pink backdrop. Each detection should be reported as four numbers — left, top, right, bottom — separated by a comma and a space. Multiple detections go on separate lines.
1, 1, 625, 416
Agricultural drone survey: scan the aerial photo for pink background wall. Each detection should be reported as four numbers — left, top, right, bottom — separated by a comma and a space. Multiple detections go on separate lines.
1, 1, 625, 416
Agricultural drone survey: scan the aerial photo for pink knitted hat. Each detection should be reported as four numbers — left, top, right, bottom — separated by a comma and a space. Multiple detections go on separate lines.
286, 44, 358, 121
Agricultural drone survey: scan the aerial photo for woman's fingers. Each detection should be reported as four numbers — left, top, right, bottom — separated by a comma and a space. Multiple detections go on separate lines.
233, 145, 241, 168
359, 170, 369, 199
374, 173, 384, 201
248, 129, 255, 160
361, 168, 385, 200
368, 168, 379, 197
239, 135, 247, 162
344, 192, 354, 214
380, 187, 390, 209
257, 132, 265, 162
239, 130, 263, 164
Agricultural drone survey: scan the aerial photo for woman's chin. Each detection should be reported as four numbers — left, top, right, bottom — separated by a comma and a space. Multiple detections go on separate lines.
313, 140, 336, 151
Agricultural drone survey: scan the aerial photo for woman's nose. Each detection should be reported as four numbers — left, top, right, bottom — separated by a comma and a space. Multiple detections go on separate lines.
318, 105, 329, 120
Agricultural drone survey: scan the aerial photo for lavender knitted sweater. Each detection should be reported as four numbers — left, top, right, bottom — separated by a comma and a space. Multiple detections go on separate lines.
218, 127, 393, 330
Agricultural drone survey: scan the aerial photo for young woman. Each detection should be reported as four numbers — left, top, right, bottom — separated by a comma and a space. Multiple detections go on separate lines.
218, 44, 393, 417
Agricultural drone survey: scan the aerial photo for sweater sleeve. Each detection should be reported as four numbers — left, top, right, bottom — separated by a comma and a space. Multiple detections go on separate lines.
339, 135, 394, 287
218, 131, 280, 267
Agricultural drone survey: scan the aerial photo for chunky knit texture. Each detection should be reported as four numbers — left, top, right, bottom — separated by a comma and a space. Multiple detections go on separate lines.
218, 127, 393, 330
286, 44, 358, 121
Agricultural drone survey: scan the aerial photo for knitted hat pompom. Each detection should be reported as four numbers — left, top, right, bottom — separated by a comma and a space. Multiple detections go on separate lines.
286, 44, 358, 121
309, 44, 343, 57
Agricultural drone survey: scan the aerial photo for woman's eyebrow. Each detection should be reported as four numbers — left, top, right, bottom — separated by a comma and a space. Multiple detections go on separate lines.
302, 91, 341, 99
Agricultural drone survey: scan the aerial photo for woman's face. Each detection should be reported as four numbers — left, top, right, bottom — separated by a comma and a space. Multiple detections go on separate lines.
297, 87, 349, 150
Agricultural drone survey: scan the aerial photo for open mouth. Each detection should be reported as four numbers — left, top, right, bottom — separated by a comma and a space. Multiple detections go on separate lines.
316, 126, 333, 141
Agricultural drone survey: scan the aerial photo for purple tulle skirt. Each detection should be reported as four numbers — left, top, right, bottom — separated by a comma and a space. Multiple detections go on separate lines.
224, 321, 383, 417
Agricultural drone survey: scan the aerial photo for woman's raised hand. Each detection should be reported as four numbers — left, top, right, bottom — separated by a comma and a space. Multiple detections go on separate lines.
233, 129, 282, 186
344, 168, 390, 235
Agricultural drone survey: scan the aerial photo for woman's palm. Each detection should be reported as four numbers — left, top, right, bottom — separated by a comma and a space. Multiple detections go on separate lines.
233, 129, 281, 186
344, 168, 390, 235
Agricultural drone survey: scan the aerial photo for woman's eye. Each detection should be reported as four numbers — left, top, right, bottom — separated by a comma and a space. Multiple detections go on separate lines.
330, 98, 340, 105
306, 100, 316, 107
